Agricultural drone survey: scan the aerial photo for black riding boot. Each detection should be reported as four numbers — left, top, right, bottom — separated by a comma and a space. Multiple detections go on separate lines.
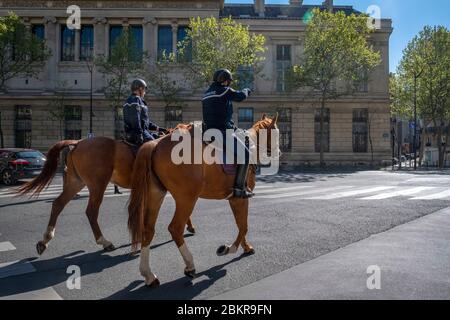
233, 163, 254, 199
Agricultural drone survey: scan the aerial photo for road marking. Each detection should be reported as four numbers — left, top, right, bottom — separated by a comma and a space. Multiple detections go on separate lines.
260, 186, 355, 199
0, 287, 63, 300
0, 260, 36, 279
410, 189, 450, 200
0, 189, 131, 199
306, 186, 395, 200
257, 185, 313, 195
0, 241, 16, 252
361, 187, 436, 200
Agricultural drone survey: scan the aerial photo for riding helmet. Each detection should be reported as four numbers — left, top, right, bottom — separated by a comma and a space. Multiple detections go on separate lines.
213, 69, 233, 84
131, 79, 147, 92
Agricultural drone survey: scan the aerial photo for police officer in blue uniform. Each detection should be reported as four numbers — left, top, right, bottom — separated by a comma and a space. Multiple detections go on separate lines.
202, 69, 254, 199
123, 79, 168, 146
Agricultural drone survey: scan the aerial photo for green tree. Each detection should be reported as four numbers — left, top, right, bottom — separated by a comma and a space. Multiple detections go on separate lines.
396, 26, 450, 168
48, 81, 71, 141
143, 53, 185, 109
95, 28, 144, 139
0, 12, 51, 90
177, 16, 267, 90
289, 8, 381, 166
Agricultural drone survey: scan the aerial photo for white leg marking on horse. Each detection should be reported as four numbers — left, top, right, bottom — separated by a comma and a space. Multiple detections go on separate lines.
96, 236, 112, 248
139, 246, 156, 285
179, 243, 195, 271
228, 244, 238, 254
43, 226, 55, 245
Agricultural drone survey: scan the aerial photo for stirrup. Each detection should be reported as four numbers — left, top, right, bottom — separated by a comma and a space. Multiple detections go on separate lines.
232, 188, 255, 199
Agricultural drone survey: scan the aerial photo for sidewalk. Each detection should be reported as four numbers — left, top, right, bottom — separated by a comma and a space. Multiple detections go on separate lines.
211, 207, 450, 300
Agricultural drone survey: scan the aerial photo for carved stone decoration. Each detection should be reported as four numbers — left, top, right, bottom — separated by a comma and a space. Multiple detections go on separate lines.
43, 16, 57, 25
0, 0, 222, 9
93, 17, 107, 25
143, 16, 157, 25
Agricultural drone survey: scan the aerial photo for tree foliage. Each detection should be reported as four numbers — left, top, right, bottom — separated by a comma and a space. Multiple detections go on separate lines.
395, 25, 450, 167
0, 12, 51, 90
289, 8, 381, 165
178, 16, 267, 89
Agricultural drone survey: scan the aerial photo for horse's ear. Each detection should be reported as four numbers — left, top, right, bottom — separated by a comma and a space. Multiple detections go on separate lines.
271, 113, 279, 127
261, 113, 267, 121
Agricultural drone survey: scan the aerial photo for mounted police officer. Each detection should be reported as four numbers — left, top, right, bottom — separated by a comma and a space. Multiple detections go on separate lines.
202, 69, 254, 199
123, 79, 168, 146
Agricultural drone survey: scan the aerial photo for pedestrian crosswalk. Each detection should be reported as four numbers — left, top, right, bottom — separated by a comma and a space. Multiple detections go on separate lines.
0, 236, 62, 300
1, 183, 450, 202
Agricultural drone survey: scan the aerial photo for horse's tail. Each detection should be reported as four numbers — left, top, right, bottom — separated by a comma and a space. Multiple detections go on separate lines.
128, 142, 158, 251
16, 140, 79, 197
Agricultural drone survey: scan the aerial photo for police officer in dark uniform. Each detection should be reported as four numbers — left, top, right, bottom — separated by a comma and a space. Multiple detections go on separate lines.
123, 79, 168, 146
202, 69, 254, 199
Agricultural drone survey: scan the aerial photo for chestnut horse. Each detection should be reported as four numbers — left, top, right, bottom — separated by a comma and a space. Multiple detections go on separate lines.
128, 114, 280, 287
16, 136, 196, 255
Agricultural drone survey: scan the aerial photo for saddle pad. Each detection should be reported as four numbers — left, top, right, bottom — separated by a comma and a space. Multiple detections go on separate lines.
222, 164, 237, 176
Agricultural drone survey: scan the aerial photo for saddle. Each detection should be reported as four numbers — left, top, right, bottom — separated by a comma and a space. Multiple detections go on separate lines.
122, 140, 140, 157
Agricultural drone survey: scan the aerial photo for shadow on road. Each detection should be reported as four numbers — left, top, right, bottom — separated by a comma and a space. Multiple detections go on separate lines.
0, 249, 138, 298
104, 254, 249, 300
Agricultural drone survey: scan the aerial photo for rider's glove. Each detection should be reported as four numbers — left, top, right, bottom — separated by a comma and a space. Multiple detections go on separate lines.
243, 88, 252, 97
158, 127, 169, 134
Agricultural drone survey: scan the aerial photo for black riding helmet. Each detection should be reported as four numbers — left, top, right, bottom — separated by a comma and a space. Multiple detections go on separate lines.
213, 69, 233, 84
131, 79, 147, 92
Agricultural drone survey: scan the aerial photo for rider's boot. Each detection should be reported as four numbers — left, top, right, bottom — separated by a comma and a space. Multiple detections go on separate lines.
233, 163, 254, 199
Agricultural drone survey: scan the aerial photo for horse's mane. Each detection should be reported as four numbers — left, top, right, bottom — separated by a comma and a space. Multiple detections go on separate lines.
252, 118, 275, 131
168, 118, 274, 134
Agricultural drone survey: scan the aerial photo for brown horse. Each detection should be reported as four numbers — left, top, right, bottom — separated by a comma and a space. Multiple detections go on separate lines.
128, 114, 280, 287
16, 136, 196, 255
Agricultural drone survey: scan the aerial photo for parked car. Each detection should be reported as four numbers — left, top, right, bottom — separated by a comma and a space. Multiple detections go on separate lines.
0, 148, 46, 186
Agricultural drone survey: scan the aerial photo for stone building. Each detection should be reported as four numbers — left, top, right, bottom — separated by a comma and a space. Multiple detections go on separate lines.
0, 0, 393, 166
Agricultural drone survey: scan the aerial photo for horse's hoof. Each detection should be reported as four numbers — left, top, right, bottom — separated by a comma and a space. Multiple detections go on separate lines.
104, 244, 116, 252
36, 242, 47, 255
187, 226, 196, 234
184, 268, 196, 279
244, 248, 255, 256
216, 245, 229, 256
146, 278, 160, 288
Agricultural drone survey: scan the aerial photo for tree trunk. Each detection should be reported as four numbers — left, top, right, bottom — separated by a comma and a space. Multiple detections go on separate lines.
368, 113, 374, 166
418, 131, 426, 167
319, 94, 326, 167
437, 128, 445, 168
0, 111, 4, 148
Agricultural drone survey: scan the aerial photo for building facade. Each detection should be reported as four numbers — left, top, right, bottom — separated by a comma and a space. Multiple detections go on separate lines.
0, 0, 393, 166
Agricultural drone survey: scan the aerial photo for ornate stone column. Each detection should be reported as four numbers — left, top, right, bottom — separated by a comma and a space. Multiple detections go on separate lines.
43, 16, 57, 92
171, 22, 178, 56
143, 17, 157, 60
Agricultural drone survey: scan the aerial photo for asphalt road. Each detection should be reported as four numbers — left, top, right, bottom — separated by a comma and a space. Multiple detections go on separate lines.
0, 169, 449, 300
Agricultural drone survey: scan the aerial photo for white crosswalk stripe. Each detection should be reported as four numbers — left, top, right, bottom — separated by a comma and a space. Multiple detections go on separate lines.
410, 189, 450, 200
259, 186, 355, 199
361, 187, 436, 200
0, 184, 131, 200
0, 241, 16, 252
1, 183, 450, 202
0, 260, 63, 300
305, 186, 396, 200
